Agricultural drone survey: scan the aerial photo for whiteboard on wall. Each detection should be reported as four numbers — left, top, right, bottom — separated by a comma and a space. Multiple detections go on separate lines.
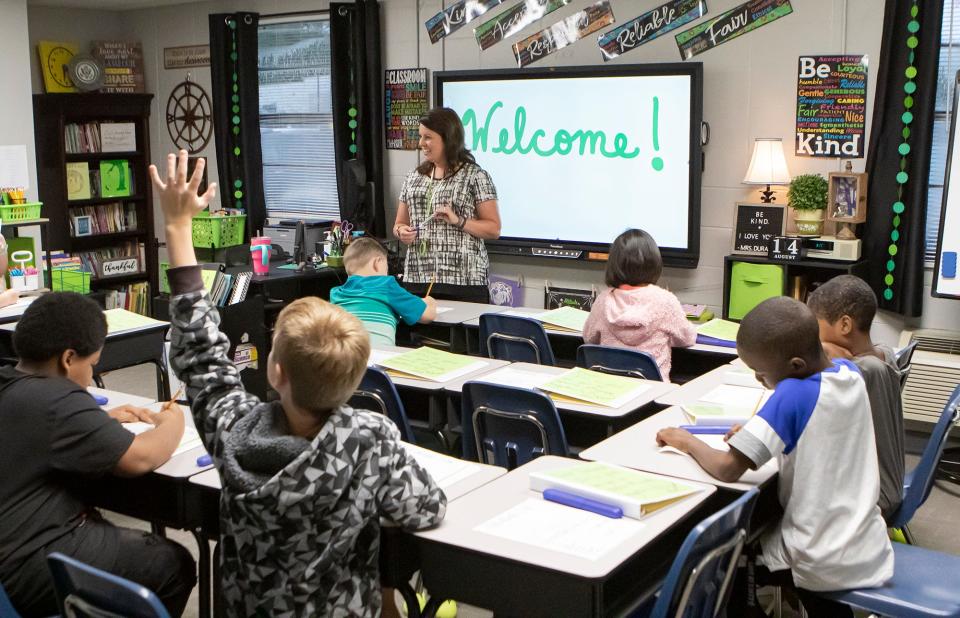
933, 70, 960, 299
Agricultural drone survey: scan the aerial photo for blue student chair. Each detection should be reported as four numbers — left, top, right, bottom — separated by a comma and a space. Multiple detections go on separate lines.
46, 552, 170, 618
460, 381, 568, 469
889, 383, 960, 544
818, 543, 960, 617
478, 313, 556, 366
349, 366, 416, 444
637, 488, 760, 617
576, 344, 664, 381
0, 581, 21, 618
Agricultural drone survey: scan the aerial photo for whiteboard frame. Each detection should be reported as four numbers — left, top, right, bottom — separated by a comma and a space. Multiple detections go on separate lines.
932, 70, 960, 299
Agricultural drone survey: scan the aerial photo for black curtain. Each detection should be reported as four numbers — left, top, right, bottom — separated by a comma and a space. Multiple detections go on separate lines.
209, 12, 266, 238
863, 0, 943, 316
330, 1, 385, 237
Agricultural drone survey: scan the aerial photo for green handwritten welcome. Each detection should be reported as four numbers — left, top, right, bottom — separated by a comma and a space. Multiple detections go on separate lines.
462, 101, 642, 160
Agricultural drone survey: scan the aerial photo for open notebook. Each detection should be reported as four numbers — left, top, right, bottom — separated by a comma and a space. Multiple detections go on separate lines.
122, 403, 203, 457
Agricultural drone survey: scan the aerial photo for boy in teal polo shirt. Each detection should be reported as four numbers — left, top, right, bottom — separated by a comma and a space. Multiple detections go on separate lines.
331, 238, 437, 345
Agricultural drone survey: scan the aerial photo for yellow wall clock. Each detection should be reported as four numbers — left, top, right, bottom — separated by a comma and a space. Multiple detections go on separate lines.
38, 41, 79, 93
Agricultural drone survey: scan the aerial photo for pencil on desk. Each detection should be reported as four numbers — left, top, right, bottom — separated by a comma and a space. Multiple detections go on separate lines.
164, 385, 185, 410
425, 272, 436, 298
750, 391, 765, 417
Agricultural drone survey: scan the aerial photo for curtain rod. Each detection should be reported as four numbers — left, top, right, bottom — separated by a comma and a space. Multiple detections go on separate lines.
261, 9, 332, 19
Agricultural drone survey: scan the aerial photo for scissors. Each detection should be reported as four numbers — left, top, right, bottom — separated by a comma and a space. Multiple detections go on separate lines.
339, 220, 354, 237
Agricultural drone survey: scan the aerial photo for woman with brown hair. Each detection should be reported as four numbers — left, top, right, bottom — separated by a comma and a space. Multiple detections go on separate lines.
393, 107, 501, 303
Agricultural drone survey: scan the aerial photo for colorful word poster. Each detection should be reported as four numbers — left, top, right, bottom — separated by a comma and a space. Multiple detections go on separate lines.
795, 55, 868, 158
513, 0, 615, 68
92, 41, 145, 93
599, 0, 706, 61
425, 0, 504, 44
475, 0, 571, 50
384, 68, 428, 150
675, 0, 792, 60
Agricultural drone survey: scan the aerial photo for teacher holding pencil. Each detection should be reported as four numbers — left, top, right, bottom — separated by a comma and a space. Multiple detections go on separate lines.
393, 107, 501, 303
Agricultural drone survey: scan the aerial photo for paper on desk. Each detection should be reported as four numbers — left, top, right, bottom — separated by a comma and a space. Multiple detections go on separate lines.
532, 306, 590, 332
0, 296, 34, 317
723, 367, 764, 388
696, 318, 740, 343
699, 384, 769, 407
368, 348, 400, 367
123, 422, 203, 457
474, 497, 644, 561
435, 307, 454, 315
472, 365, 553, 391
539, 368, 650, 408
402, 443, 479, 491
378, 346, 488, 382
659, 434, 730, 456
104, 308, 166, 333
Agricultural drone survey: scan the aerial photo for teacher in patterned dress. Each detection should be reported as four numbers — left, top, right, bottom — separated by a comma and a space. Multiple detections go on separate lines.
392, 107, 501, 303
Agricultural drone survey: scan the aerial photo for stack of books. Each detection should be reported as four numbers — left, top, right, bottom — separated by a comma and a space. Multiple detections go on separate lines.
102, 281, 150, 315
69, 202, 138, 237
64, 122, 102, 153
75, 241, 144, 279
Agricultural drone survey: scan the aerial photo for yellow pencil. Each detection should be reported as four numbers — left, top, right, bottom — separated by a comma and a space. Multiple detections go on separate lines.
164, 385, 185, 410
750, 390, 765, 417
425, 272, 436, 298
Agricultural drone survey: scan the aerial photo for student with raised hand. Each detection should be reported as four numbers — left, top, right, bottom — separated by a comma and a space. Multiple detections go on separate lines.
152, 151, 446, 616
0, 292, 194, 617
583, 229, 696, 381
807, 274, 905, 523
657, 297, 893, 616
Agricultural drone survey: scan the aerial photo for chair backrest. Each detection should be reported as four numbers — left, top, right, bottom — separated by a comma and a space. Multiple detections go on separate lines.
895, 339, 919, 371
575, 344, 664, 381
460, 381, 568, 469
348, 366, 416, 444
890, 383, 960, 529
0, 581, 21, 618
478, 314, 556, 365
47, 552, 171, 618
649, 488, 760, 618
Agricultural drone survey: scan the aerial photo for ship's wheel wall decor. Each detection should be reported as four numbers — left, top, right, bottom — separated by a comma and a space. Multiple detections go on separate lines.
166, 77, 213, 154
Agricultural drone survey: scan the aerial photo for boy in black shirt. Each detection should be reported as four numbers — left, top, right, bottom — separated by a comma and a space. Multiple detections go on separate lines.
0, 293, 195, 617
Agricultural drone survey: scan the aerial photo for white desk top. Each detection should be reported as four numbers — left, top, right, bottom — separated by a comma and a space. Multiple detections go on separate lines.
656, 364, 766, 407
0, 311, 169, 337
89, 386, 154, 409
0, 296, 35, 323
414, 455, 715, 579
687, 342, 738, 357
579, 406, 778, 491
434, 300, 509, 326
443, 362, 676, 419
370, 344, 511, 392
188, 442, 506, 503
461, 306, 583, 338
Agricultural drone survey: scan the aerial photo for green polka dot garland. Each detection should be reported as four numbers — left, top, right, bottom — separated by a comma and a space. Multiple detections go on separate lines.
227, 18, 244, 211
885, 1, 921, 303
347, 103, 358, 156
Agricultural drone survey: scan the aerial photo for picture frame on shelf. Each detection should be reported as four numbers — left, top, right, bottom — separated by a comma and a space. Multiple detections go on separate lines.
72, 214, 93, 237
827, 169, 868, 224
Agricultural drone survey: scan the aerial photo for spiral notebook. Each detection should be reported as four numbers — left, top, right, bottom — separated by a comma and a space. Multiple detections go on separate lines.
229, 271, 252, 305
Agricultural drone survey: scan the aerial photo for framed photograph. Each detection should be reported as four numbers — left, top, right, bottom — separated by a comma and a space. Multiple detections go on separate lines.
827, 171, 868, 224
732, 203, 786, 255
72, 214, 93, 237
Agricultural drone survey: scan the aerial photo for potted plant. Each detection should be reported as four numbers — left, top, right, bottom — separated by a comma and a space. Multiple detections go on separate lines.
788, 173, 829, 236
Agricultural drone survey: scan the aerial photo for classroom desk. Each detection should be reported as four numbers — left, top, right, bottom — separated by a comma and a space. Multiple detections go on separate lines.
185, 443, 507, 618
407, 456, 717, 617
0, 315, 171, 399
579, 406, 778, 492
442, 362, 676, 443
0, 296, 35, 325
655, 363, 767, 407
370, 345, 511, 447
405, 300, 508, 352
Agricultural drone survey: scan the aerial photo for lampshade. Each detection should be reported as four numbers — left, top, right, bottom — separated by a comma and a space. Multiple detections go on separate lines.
743, 138, 791, 185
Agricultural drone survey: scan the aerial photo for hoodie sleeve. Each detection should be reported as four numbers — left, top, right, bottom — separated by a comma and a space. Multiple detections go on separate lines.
376, 424, 447, 530
662, 292, 698, 347
167, 265, 261, 456
582, 292, 606, 344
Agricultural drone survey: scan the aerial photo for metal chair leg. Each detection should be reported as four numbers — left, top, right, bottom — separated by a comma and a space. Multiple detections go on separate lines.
774, 586, 783, 618
902, 524, 917, 545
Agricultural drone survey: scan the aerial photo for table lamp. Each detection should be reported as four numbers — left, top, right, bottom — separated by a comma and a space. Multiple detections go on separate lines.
743, 138, 791, 203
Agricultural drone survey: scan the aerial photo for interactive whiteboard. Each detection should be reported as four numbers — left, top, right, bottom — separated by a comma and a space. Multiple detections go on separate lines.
436, 64, 703, 268
934, 70, 960, 299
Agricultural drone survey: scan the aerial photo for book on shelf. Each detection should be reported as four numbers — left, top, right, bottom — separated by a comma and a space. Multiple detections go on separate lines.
64, 122, 103, 154
99, 160, 132, 198
68, 202, 138, 237
101, 281, 150, 315
74, 240, 144, 280
66, 162, 91, 200
201, 267, 251, 308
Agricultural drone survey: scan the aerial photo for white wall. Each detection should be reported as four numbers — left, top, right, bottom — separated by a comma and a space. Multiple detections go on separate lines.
3, 0, 38, 201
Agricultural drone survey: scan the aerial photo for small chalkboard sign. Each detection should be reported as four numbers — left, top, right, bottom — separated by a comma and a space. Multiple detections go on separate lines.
768, 236, 805, 261
733, 203, 786, 255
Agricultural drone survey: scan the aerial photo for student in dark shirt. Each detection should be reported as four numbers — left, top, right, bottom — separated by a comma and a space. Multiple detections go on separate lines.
0, 293, 195, 617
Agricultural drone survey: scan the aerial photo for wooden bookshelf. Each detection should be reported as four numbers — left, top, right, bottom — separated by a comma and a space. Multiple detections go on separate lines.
33, 94, 156, 313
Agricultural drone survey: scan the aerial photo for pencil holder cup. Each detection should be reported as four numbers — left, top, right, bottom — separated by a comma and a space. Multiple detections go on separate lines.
8, 274, 25, 290
250, 236, 271, 275
326, 255, 343, 268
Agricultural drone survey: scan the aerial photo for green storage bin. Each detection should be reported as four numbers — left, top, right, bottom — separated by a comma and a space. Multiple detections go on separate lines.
728, 262, 785, 320
51, 269, 91, 294
192, 212, 246, 248
159, 261, 170, 294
